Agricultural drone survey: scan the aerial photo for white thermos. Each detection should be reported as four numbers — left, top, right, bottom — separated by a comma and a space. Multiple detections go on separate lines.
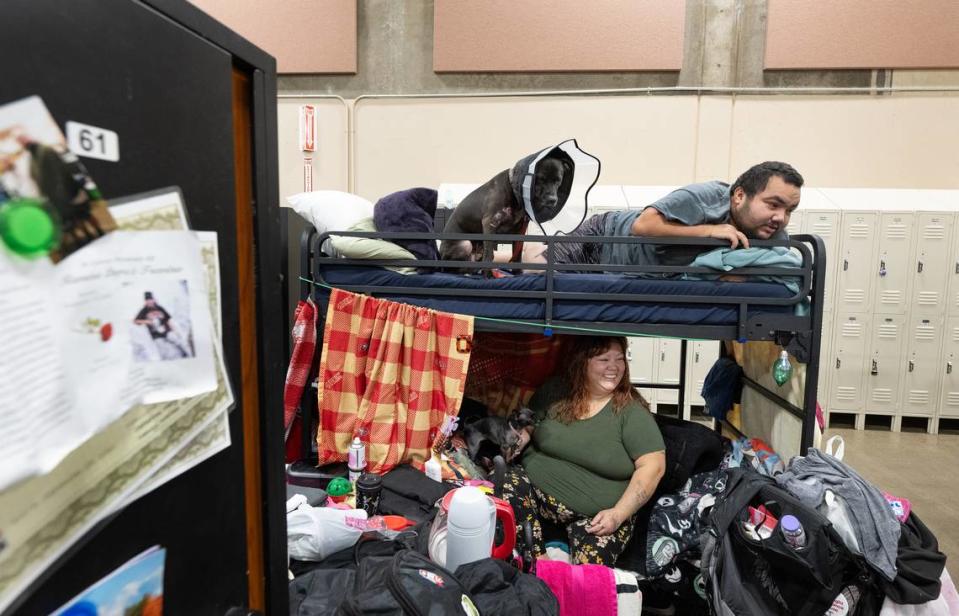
444, 486, 495, 572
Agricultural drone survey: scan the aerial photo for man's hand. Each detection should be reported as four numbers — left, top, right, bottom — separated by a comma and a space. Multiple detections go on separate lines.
707, 223, 749, 249
586, 507, 627, 536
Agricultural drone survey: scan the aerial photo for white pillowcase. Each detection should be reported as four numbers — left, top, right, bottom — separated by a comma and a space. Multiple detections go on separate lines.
285, 190, 373, 234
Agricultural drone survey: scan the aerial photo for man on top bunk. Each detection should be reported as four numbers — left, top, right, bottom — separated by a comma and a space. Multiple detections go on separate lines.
533, 160, 804, 273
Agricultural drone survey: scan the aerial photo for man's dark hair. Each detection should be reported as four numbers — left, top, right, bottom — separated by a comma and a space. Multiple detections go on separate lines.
730, 161, 804, 198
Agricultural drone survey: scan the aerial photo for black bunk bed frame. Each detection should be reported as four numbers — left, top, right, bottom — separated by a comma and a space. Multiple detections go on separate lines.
292, 224, 826, 470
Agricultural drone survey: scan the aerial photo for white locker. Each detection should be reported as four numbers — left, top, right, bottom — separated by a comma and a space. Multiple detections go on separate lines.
874, 213, 915, 314
803, 211, 841, 312
941, 317, 959, 418
865, 315, 906, 413
836, 212, 878, 312
948, 235, 959, 317
901, 317, 944, 416
785, 210, 804, 237
830, 314, 870, 412
654, 339, 682, 406
627, 336, 656, 404
685, 340, 720, 408
817, 314, 833, 412
911, 213, 955, 315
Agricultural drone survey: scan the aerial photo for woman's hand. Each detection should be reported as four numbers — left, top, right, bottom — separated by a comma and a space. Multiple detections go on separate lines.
586, 507, 626, 536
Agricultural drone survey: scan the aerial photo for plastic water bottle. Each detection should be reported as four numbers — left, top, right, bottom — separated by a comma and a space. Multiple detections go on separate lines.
772, 350, 793, 386
780, 514, 806, 549
347, 437, 366, 483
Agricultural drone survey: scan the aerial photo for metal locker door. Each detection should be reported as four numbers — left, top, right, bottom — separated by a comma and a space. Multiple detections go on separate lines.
627, 336, 656, 404
836, 212, 878, 312
941, 317, 959, 418
875, 213, 915, 314
686, 341, 719, 408
830, 314, 870, 412
947, 235, 959, 317
785, 210, 804, 237
902, 317, 944, 416
654, 339, 682, 406
912, 213, 955, 315
804, 211, 841, 312
866, 315, 906, 413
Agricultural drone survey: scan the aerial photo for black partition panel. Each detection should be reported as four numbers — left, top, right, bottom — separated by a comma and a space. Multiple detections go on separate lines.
1, 1, 285, 614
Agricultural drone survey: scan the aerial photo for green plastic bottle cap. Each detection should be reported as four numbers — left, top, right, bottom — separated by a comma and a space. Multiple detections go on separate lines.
0, 199, 59, 258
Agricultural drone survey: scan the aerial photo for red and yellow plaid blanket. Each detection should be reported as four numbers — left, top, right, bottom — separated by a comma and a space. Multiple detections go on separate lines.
317, 289, 474, 474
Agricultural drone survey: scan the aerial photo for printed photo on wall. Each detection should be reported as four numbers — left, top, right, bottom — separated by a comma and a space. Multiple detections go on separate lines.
0, 96, 116, 262
50, 546, 165, 616
131, 282, 196, 362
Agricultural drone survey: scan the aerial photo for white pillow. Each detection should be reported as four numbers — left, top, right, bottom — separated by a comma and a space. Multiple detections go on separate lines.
285, 190, 373, 233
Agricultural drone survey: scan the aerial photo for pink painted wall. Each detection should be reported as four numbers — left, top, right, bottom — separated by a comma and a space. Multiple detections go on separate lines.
766, 0, 959, 69
189, 0, 357, 74
433, 1, 684, 72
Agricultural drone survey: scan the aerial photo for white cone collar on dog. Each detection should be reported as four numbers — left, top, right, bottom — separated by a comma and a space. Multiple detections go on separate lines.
521, 138, 600, 236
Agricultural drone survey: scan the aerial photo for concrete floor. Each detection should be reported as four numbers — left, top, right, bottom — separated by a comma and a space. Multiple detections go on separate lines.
824, 427, 959, 562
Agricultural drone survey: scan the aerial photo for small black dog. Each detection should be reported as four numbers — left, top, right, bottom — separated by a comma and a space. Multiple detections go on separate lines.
439, 148, 573, 272
463, 407, 536, 470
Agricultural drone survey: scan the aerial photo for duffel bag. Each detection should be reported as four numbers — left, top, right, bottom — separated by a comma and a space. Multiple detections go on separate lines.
701, 469, 880, 615
337, 549, 479, 616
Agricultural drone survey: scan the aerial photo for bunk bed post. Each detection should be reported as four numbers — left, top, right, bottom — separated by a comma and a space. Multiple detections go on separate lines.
799, 234, 828, 452
678, 339, 688, 419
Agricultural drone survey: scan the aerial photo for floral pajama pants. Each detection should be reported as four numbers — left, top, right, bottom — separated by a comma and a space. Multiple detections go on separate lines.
501, 465, 634, 565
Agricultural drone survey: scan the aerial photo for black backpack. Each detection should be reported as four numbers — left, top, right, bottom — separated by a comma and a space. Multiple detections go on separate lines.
701, 469, 880, 616
336, 549, 480, 616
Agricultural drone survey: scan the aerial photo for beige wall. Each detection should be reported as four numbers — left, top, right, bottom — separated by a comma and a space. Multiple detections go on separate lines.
277, 97, 350, 318
319, 94, 959, 203
189, 0, 357, 73
766, 0, 959, 69
433, 0, 684, 72
277, 98, 350, 197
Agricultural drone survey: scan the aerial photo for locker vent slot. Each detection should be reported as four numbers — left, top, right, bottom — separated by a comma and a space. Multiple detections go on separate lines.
907, 391, 930, 405
812, 223, 834, 237
885, 224, 908, 240
878, 324, 899, 338
849, 224, 871, 239
880, 291, 902, 305
947, 392, 959, 407
952, 328, 959, 343
871, 389, 893, 403
915, 324, 936, 341
917, 292, 940, 306
922, 225, 946, 240
835, 387, 858, 401
841, 323, 863, 337
844, 289, 866, 304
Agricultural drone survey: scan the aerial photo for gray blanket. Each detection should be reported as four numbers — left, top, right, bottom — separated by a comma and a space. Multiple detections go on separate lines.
775, 448, 900, 581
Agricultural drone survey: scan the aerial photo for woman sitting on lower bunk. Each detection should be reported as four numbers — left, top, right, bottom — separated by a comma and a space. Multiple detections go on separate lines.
502, 336, 666, 565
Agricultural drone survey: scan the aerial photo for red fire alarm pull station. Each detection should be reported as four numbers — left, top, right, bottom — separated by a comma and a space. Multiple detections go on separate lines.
299, 105, 315, 152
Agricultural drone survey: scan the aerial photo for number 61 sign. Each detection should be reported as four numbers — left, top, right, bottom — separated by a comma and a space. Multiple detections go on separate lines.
66, 120, 120, 162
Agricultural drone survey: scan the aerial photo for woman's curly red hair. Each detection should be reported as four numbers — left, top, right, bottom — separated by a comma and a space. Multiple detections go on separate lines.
549, 336, 648, 424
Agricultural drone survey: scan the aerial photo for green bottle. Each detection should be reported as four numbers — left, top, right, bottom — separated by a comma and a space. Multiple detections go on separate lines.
772, 350, 792, 386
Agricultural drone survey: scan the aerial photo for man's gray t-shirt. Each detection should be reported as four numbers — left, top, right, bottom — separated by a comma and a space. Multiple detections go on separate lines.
600, 180, 787, 272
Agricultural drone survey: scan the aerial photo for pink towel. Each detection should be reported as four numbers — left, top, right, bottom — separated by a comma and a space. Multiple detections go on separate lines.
536, 560, 618, 616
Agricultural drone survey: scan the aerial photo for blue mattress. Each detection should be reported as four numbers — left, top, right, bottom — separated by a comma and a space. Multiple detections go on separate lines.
315, 265, 797, 326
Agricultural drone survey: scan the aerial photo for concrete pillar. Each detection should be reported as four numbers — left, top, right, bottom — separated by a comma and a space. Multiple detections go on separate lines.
679, 0, 767, 88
